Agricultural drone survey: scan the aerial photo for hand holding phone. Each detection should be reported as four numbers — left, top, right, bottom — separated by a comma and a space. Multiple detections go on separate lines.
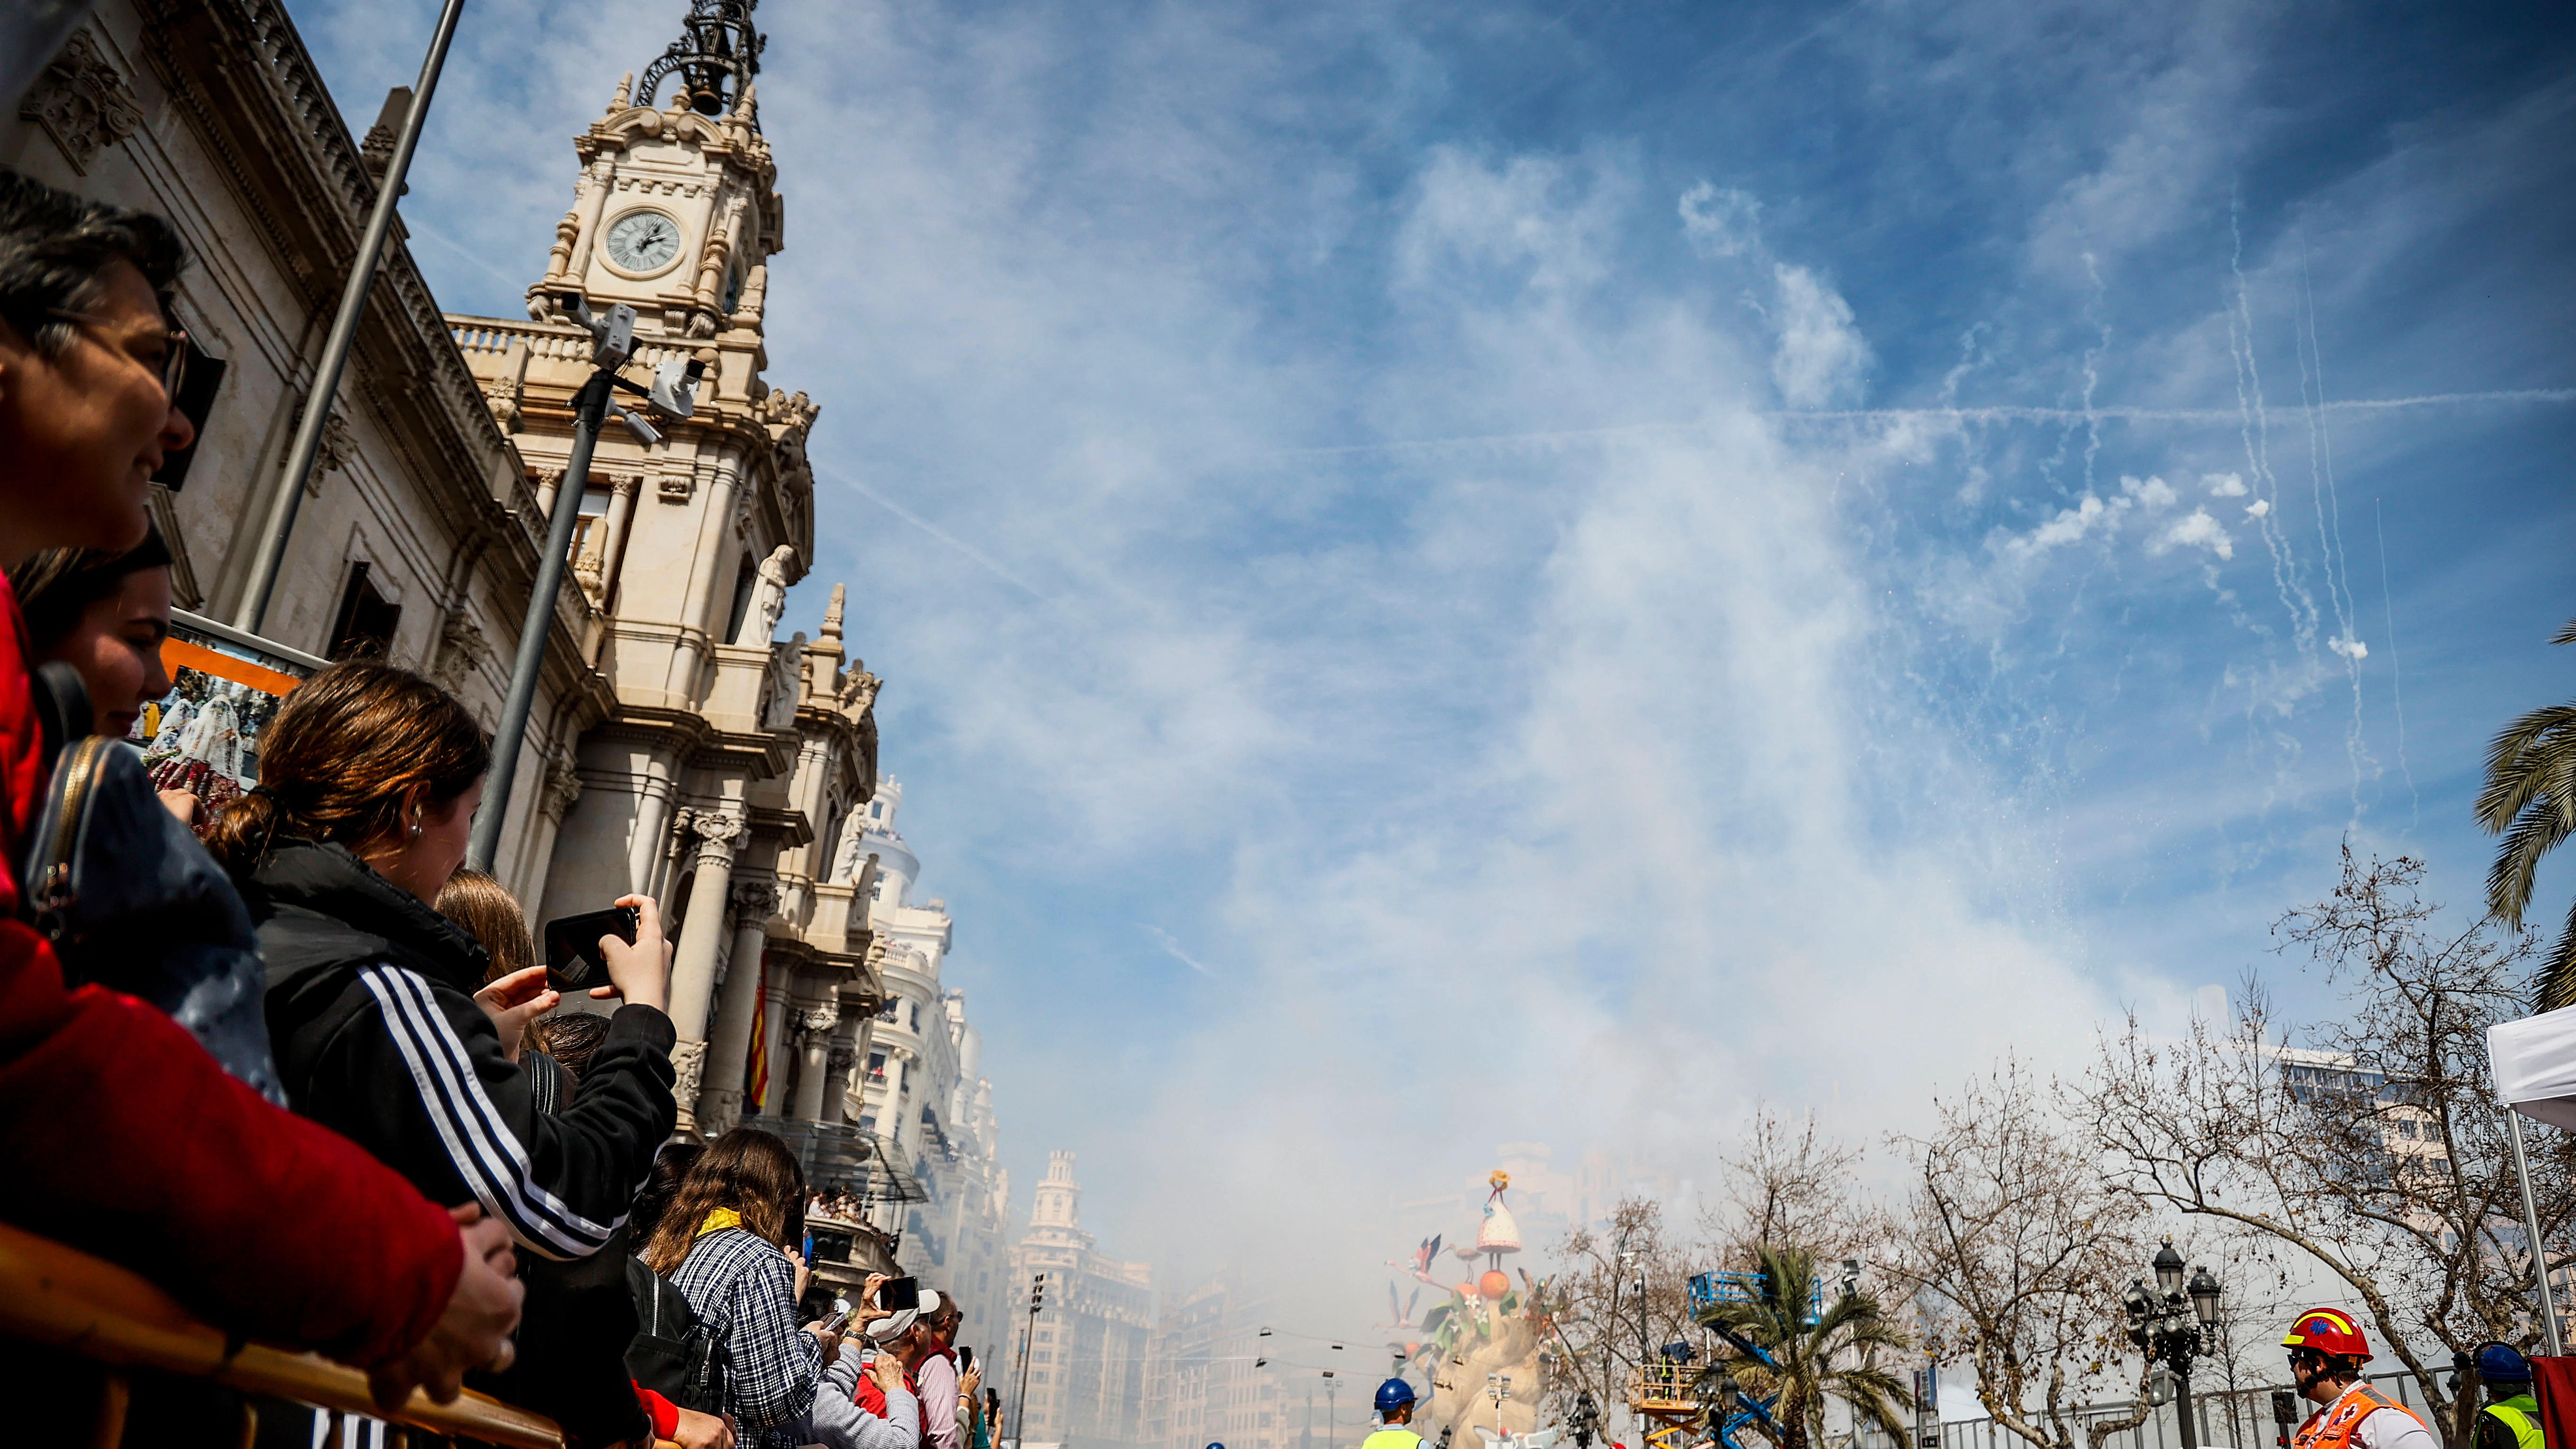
879, 1275, 919, 1312
541, 905, 639, 993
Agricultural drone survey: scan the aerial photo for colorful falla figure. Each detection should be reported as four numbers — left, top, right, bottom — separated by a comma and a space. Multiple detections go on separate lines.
1476, 1170, 1522, 1303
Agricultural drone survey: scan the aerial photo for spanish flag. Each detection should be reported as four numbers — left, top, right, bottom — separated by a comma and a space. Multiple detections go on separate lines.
746, 950, 771, 1111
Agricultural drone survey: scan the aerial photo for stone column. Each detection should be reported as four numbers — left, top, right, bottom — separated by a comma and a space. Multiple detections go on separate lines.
664, 459, 743, 702
872, 1048, 907, 1138
821, 1011, 864, 1126
597, 474, 641, 605
664, 811, 741, 1135
700, 877, 778, 1135
790, 1001, 841, 1121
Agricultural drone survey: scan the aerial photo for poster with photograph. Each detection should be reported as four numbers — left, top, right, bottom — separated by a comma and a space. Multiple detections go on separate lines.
137, 614, 319, 819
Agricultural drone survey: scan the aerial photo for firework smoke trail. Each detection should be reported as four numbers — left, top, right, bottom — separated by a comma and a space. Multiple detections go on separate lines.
2294, 242, 2375, 816
2080, 253, 2109, 498
2375, 498, 2420, 828
2228, 193, 2319, 663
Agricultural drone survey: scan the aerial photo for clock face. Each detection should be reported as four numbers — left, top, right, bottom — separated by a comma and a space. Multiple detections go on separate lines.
604, 209, 684, 274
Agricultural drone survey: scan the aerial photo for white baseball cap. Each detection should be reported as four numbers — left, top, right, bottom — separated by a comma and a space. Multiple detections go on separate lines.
867, 1307, 919, 1342
918, 1289, 946, 1320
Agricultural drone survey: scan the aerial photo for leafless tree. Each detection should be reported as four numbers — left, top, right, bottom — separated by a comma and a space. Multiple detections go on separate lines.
1549, 1198, 1708, 1438
2076, 848, 2576, 1448
1884, 1061, 2155, 1449
1704, 1104, 1867, 1269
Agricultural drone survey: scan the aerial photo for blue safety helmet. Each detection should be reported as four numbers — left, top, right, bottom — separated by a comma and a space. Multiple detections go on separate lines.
2479, 1343, 2534, 1386
1376, 1378, 1419, 1415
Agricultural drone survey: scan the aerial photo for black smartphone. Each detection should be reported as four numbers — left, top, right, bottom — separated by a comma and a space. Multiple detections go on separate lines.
958, 1345, 975, 1374
542, 904, 640, 991
879, 1275, 920, 1312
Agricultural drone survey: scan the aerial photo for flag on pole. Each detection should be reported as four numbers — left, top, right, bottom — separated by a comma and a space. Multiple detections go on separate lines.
746, 950, 771, 1110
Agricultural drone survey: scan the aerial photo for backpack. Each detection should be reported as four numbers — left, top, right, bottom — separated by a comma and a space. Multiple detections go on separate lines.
20, 664, 285, 1103
626, 1256, 729, 1413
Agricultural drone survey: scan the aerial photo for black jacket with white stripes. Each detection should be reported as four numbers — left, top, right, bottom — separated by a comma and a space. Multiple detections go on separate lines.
247, 837, 677, 1262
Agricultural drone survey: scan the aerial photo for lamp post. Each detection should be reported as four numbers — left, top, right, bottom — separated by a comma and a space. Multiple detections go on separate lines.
2122, 1242, 2222, 1449
1010, 1271, 1045, 1449
1570, 1390, 1600, 1449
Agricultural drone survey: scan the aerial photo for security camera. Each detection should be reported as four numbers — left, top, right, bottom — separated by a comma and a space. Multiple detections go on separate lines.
551, 289, 593, 329
611, 403, 661, 448
588, 303, 637, 369
650, 347, 715, 419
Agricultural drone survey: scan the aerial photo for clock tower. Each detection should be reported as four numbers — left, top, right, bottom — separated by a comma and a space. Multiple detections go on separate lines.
446, 0, 878, 1137
531, 0, 781, 344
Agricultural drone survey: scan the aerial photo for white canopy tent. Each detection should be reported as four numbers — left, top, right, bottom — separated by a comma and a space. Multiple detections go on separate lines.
2487, 1007, 2576, 1355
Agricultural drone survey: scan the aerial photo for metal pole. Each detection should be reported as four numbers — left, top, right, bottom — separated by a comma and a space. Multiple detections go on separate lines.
233, 0, 467, 635
2174, 1360, 2196, 1449
1013, 1273, 1042, 1449
2508, 1111, 2565, 1356
465, 369, 607, 872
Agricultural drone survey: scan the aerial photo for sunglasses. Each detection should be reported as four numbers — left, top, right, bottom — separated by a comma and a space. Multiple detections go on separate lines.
45, 306, 188, 399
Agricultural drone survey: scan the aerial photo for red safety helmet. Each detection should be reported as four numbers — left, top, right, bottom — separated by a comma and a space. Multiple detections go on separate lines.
2281, 1309, 2372, 1361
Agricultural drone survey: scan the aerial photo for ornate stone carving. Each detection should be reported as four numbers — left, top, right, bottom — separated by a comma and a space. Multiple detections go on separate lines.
607, 71, 633, 115
540, 756, 582, 822
733, 543, 794, 645
838, 665, 881, 721
764, 633, 803, 730
730, 878, 779, 922
799, 1005, 841, 1037
428, 611, 489, 693
20, 29, 141, 176
691, 810, 744, 863
658, 465, 695, 502
669, 1038, 707, 1113
288, 402, 357, 496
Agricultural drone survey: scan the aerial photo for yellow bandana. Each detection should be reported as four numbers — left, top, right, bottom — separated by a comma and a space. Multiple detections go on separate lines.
698, 1207, 744, 1237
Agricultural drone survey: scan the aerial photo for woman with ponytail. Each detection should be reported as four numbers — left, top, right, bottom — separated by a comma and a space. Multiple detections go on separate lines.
212, 660, 683, 1444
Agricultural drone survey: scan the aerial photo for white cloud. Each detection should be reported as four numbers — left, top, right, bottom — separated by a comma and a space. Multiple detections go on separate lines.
2156, 507, 2236, 560
2206, 471, 2248, 496
2246, 497, 2271, 518
1771, 263, 1873, 407
2328, 636, 2369, 660
1678, 181, 1763, 258
2121, 474, 2178, 508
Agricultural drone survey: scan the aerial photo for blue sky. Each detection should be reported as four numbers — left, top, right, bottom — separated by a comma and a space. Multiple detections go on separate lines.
290, 0, 2575, 1326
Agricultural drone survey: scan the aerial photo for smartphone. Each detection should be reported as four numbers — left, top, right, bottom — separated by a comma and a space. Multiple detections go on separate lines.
804, 1230, 816, 1267
879, 1275, 920, 1312
958, 1346, 975, 1374
821, 1299, 853, 1334
542, 904, 641, 991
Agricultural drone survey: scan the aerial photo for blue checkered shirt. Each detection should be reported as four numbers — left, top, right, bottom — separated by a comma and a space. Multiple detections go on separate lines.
671, 1226, 822, 1446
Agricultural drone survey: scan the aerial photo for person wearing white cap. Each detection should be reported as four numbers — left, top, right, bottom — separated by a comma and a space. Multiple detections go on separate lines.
911, 1290, 964, 1449
796, 1275, 921, 1449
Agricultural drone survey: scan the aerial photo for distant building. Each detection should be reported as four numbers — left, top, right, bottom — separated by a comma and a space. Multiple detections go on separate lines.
1009, 1151, 1157, 1449
1144, 1271, 1292, 1449
841, 781, 1014, 1342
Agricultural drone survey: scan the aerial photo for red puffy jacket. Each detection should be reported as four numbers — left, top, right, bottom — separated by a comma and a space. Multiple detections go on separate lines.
0, 578, 460, 1366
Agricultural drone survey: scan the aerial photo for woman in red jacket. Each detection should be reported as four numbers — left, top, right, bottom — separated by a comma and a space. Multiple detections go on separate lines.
0, 167, 520, 1407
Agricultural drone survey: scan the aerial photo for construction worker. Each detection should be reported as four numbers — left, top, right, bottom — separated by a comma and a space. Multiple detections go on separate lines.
2283, 1309, 2436, 1449
1367, 1379, 1426, 1449
2474, 1343, 2544, 1449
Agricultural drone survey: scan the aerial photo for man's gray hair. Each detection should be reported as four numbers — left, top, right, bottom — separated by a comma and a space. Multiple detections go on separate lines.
0, 168, 186, 355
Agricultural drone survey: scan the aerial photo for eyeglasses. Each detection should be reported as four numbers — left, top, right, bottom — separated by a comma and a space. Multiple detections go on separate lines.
44, 306, 188, 400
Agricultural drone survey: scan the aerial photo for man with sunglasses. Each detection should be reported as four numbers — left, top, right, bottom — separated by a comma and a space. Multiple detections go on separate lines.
2283, 1310, 2436, 1449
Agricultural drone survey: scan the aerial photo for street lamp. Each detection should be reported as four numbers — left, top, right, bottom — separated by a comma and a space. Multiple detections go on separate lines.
1570, 1390, 1600, 1449
2123, 1242, 2222, 1449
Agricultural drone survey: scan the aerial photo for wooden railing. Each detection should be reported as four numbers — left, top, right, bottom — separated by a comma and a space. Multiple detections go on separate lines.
0, 1218, 573, 1447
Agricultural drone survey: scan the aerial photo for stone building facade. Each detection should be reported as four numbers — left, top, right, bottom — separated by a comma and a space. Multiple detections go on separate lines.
5, 0, 912, 1144
1011, 1151, 1159, 1449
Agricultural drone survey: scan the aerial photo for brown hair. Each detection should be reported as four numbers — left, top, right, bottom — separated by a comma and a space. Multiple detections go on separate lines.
437, 868, 533, 985
637, 1127, 806, 1275
6, 524, 172, 654
534, 1011, 610, 1087
205, 661, 489, 868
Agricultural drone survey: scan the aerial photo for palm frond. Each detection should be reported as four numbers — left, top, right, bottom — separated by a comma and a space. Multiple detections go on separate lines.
2490, 796, 2576, 926
2553, 616, 2576, 648
2477, 704, 2576, 837
2535, 890, 2576, 1013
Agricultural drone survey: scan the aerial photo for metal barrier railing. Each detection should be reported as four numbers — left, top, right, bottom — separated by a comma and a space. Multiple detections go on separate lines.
1853, 1370, 2439, 1449
0, 1217, 670, 1448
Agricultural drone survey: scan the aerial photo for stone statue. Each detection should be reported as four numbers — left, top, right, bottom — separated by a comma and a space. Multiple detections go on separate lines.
734, 543, 796, 645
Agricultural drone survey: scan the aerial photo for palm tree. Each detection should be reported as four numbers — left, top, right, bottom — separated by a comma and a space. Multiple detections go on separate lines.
1694, 1244, 1913, 1449
2477, 618, 2576, 1009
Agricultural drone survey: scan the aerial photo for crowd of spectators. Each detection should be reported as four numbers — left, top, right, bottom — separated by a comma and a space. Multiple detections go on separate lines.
0, 164, 1001, 1449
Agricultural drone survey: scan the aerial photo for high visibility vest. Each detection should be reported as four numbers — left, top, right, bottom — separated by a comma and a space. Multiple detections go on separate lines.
2293, 1385, 2429, 1449
1364, 1429, 1426, 1449
2484, 1396, 2544, 1449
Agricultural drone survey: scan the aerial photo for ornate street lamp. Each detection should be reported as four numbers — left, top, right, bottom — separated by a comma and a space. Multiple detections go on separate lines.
2124, 1242, 2222, 1449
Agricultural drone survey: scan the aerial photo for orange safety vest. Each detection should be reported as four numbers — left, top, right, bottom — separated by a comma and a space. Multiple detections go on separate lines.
2293, 1385, 2429, 1449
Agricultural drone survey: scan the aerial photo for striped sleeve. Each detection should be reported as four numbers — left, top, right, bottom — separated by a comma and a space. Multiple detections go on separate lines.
357, 963, 622, 1259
